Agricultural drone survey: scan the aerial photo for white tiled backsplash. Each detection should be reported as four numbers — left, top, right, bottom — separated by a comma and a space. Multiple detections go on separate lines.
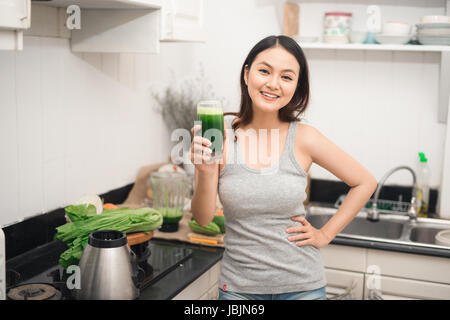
0, 36, 171, 226
0, 0, 448, 226
304, 48, 445, 186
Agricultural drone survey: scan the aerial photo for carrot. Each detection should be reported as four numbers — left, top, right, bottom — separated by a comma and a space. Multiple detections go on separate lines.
215, 209, 223, 216
103, 203, 118, 210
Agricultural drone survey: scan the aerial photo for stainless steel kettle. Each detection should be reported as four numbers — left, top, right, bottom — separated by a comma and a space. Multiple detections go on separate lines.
75, 230, 142, 300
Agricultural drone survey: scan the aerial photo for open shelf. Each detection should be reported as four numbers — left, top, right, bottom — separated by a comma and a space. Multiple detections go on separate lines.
32, 0, 163, 9
299, 42, 450, 52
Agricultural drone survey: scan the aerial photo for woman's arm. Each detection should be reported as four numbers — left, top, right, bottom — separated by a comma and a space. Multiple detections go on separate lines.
286, 125, 377, 248
190, 121, 228, 227
191, 166, 219, 226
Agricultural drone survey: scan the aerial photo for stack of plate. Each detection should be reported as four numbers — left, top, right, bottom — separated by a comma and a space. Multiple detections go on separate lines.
417, 16, 450, 45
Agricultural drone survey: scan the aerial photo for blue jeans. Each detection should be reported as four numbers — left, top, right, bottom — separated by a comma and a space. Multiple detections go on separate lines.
218, 286, 326, 300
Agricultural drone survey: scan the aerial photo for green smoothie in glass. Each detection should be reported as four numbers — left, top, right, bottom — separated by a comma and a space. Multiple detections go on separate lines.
197, 100, 224, 159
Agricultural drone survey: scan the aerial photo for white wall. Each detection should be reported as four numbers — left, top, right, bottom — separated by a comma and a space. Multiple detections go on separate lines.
294, 1, 447, 188
0, 36, 168, 226
0, 0, 448, 226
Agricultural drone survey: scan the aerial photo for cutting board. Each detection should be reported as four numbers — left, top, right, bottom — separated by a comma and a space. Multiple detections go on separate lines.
150, 211, 225, 248
283, 2, 299, 37
126, 231, 154, 246
187, 232, 224, 246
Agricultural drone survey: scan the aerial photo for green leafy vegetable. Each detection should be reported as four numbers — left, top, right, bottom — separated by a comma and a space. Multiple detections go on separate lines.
64, 204, 98, 222
55, 205, 163, 269
188, 219, 222, 236
212, 215, 225, 233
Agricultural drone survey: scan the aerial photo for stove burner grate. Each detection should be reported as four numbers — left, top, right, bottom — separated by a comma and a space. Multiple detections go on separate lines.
7, 283, 62, 300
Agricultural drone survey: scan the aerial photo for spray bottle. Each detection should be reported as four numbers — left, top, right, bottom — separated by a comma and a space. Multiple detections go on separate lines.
416, 152, 430, 217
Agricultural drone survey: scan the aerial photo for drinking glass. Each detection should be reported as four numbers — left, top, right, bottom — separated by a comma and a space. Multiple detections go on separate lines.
196, 100, 224, 160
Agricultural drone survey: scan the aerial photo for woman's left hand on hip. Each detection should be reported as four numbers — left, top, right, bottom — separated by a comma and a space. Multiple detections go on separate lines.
285, 215, 331, 248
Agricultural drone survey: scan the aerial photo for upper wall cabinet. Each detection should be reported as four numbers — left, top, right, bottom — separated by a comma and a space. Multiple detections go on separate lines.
29, 0, 205, 53
0, 0, 31, 50
32, 0, 163, 53
160, 0, 206, 42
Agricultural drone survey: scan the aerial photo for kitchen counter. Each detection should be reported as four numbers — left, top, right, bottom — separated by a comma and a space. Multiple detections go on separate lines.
328, 235, 450, 258
5, 237, 224, 300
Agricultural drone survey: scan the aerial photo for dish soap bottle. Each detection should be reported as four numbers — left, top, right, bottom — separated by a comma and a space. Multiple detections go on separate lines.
416, 152, 430, 217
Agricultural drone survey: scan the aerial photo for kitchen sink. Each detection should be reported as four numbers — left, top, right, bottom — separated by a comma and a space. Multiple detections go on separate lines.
307, 214, 405, 240
409, 227, 449, 245
306, 205, 450, 252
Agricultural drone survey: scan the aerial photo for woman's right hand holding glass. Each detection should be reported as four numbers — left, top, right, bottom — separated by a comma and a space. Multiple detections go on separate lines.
190, 125, 217, 174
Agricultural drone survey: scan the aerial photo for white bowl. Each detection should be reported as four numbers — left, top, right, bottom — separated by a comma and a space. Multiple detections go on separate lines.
350, 31, 368, 43
375, 34, 411, 45
421, 15, 450, 24
382, 21, 411, 36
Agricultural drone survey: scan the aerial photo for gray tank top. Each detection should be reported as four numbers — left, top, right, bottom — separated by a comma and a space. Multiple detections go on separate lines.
218, 120, 326, 294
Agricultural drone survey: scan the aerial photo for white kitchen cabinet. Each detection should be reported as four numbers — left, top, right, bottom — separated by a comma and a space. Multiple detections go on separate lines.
320, 243, 367, 272
0, 0, 31, 50
160, 0, 206, 42
364, 275, 450, 300
172, 261, 221, 300
34, 1, 162, 53
70, 9, 161, 53
325, 268, 365, 300
322, 244, 450, 299
366, 248, 450, 285
32, 0, 205, 52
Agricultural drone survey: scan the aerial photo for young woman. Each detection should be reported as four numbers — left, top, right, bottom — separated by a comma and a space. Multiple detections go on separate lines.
189, 35, 377, 300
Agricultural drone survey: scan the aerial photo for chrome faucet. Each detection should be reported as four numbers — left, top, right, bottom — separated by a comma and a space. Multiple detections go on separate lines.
367, 166, 419, 222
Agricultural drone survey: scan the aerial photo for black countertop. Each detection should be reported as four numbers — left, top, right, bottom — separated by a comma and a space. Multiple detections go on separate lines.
329, 236, 450, 258
139, 239, 224, 300
6, 237, 224, 300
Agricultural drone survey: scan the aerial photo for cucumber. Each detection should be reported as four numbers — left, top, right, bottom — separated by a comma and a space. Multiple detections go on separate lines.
212, 215, 225, 233
189, 219, 221, 236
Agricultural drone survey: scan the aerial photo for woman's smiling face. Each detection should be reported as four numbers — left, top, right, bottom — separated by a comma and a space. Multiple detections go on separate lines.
244, 46, 300, 114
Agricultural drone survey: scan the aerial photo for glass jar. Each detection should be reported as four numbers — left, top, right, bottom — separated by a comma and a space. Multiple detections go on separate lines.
323, 12, 352, 44
150, 171, 190, 232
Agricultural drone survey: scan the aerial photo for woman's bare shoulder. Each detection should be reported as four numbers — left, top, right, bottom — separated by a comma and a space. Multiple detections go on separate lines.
295, 122, 322, 149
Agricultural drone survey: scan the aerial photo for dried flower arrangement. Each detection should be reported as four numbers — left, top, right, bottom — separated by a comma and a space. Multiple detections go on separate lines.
152, 65, 223, 137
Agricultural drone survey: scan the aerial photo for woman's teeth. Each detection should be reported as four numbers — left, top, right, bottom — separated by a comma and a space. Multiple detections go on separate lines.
261, 92, 278, 98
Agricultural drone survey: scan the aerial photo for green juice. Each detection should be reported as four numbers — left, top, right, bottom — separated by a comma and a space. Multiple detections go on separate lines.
156, 207, 183, 223
197, 105, 224, 158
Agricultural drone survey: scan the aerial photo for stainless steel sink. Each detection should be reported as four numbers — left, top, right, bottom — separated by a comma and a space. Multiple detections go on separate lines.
307, 214, 404, 240
306, 205, 450, 250
409, 227, 449, 245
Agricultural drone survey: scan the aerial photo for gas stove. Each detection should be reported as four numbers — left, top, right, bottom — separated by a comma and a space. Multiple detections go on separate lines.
6, 240, 193, 300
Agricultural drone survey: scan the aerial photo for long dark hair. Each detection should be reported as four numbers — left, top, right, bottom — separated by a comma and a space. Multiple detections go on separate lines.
224, 35, 310, 140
